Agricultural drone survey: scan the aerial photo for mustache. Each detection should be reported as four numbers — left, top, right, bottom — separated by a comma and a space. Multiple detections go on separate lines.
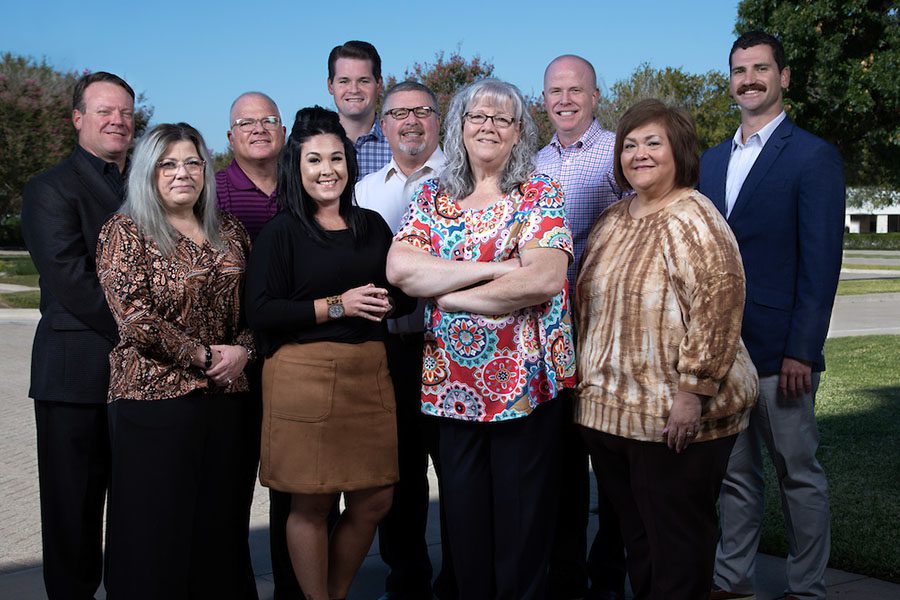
399, 126, 425, 135
738, 82, 767, 94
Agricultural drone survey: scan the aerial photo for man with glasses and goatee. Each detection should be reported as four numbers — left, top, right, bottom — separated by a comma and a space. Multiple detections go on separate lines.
216, 91, 286, 599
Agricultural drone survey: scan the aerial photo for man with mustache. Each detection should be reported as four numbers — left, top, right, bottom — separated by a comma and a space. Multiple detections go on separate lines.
216, 91, 285, 599
699, 31, 844, 600
328, 40, 392, 179
355, 81, 454, 600
535, 55, 625, 600
21, 71, 135, 599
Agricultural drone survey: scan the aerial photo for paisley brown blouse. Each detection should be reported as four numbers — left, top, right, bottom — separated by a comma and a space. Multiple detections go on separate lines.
97, 212, 254, 401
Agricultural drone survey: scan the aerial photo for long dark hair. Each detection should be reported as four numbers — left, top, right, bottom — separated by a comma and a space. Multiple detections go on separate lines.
277, 106, 366, 245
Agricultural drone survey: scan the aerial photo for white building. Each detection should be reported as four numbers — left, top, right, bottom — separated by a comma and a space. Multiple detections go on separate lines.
845, 188, 900, 233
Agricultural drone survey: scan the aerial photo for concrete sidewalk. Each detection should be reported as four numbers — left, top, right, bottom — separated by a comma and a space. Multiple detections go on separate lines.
2, 294, 899, 599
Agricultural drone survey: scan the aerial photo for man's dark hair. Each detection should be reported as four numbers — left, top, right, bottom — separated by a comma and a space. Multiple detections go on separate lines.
382, 80, 439, 116
327, 41, 382, 82
72, 71, 135, 112
730, 31, 787, 72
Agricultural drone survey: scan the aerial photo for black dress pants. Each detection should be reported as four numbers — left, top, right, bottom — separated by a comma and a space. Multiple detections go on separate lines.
35, 400, 110, 600
579, 427, 736, 600
438, 398, 563, 600
105, 392, 253, 600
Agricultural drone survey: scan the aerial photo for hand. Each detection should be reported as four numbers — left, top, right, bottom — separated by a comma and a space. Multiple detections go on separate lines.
205, 344, 248, 387
663, 391, 703, 453
342, 283, 392, 322
779, 356, 812, 398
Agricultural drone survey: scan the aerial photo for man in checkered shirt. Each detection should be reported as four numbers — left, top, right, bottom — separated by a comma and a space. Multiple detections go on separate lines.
327, 40, 392, 179
535, 54, 626, 600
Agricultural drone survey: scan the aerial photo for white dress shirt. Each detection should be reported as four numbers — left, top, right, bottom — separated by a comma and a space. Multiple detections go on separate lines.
725, 111, 787, 217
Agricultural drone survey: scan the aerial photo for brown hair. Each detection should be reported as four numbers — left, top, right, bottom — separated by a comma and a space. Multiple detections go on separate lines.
327, 40, 382, 82
613, 99, 699, 191
72, 71, 134, 112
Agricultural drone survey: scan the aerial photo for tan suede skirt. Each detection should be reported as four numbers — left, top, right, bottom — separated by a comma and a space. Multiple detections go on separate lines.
260, 340, 398, 494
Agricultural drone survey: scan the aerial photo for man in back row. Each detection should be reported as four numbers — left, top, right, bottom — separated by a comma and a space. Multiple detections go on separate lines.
328, 40, 392, 179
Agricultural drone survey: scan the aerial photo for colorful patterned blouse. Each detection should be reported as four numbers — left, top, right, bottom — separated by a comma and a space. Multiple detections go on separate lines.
395, 173, 577, 423
97, 212, 255, 402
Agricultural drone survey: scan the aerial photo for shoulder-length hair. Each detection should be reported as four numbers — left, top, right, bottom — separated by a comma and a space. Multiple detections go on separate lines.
441, 78, 537, 199
613, 99, 700, 192
277, 105, 366, 245
120, 122, 221, 256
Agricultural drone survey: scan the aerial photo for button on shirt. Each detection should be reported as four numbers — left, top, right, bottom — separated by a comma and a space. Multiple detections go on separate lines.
354, 119, 392, 181
535, 120, 620, 291
725, 111, 787, 217
356, 147, 446, 334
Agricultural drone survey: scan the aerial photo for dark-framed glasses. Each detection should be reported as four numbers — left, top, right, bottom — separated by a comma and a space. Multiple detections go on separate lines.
384, 106, 436, 120
156, 158, 206, 177
464, 112, 517, 129
231, 116, 281, 132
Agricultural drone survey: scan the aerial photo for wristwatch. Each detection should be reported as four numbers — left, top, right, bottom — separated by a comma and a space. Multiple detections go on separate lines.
326, 295, 345, 319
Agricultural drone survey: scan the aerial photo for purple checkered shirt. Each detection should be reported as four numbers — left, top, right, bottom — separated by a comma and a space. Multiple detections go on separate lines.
535, 120, 621, 291
354, 119, 392, 181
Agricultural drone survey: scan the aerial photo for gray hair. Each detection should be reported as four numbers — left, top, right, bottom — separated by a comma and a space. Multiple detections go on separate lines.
121, 123, 222, 256
382, 81, 439, 115
229, 91, 280, 123
440, 78, 537, 199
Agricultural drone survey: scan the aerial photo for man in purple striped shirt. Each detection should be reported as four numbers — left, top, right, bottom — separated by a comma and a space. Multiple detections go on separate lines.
535, 55, 625, 600
216, 91, 285, 241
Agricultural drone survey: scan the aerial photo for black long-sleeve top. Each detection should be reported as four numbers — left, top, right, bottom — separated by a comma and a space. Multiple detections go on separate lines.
245, 208, 414, 357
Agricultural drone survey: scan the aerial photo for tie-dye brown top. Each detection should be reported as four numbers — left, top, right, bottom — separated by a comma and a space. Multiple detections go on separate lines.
574, 190, 758, 443
97, 212, 255, 402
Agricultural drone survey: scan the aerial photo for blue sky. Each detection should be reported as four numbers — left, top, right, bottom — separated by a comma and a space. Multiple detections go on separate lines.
4, 1, 739, 152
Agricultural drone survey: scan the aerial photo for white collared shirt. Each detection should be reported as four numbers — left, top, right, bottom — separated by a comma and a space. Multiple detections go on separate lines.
725, 111, 787, 217
355, 147, 446, 333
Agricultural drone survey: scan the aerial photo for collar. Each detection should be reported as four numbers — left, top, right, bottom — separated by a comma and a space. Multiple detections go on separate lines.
76, 144, 124, 177
550, 119, 606, 151
224, 159, 277, 196
382, 147, 446, 183
732, 111, 787, 149
358, 118, 386, 143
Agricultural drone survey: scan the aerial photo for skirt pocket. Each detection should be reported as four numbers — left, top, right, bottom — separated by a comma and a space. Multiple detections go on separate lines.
267, 353, 335, 423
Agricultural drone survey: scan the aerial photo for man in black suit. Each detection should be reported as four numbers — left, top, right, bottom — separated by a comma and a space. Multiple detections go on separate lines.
20, 71, 135, 600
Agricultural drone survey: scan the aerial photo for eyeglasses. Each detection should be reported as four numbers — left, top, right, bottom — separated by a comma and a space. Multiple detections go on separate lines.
231, 116, 281, 132
384, 106, 436, 120
464, 112, 517, 129
156, 158, 206, 177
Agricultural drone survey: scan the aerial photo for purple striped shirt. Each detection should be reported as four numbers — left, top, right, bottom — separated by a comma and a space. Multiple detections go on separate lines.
535, 120, 621, 290
215, 160, 279, 242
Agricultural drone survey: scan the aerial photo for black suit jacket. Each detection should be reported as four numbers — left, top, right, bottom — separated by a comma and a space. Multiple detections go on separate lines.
21, 147, 122, 403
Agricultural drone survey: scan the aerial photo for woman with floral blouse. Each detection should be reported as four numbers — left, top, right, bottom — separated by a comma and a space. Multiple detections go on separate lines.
97, 123, 257, 599
387, 79, 576, 599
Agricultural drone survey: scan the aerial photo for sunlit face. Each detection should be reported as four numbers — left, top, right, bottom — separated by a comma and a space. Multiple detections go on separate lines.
620, 121, 676, 195
381, 90, 440, 159
729, 44, 790, 118
299, 134, 348, 206
227, 94, 285, 164
72, 81, 135, 165
462, 97, 520, 173
327, 58, 382, 121
156, 140, 204, 215
543, 57, 600, 145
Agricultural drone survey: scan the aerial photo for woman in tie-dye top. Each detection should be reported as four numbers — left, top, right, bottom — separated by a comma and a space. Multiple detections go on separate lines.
387, 79, 575, 599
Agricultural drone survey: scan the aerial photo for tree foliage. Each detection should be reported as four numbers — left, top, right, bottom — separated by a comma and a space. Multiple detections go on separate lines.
595, 63, 738, 152
735, 0, 900, 186
0, 53, 153, 217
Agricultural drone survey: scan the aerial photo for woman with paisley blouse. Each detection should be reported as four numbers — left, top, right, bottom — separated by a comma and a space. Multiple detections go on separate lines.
387, 78, 576, 600
97, 123, 257, 598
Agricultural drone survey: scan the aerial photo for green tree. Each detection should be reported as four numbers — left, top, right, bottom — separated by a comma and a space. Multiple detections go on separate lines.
735, 0, 900, 186
0, 53, 153, 218
595, 63, 738, 152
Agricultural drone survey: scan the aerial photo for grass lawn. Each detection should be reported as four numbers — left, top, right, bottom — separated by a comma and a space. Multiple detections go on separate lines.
844, 252, 900, 260
758, 335, 900, 582
837, 279, 900, 295
844, 263, 900, 271
0, 255, 39, 288
0, 290, 40, 308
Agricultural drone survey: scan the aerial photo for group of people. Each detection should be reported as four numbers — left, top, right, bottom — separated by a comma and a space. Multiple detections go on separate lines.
21, 31, 844, 600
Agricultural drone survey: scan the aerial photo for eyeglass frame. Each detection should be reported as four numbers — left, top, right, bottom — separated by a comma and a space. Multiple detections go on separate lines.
230, 116, 282, 132
463, 112, 518, 129
383, 106, 437, 120
155, 158, 206, 177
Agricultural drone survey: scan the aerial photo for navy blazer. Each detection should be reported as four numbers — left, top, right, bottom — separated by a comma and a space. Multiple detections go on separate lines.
698, 117, 844, 376
21, 148, 122, 403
